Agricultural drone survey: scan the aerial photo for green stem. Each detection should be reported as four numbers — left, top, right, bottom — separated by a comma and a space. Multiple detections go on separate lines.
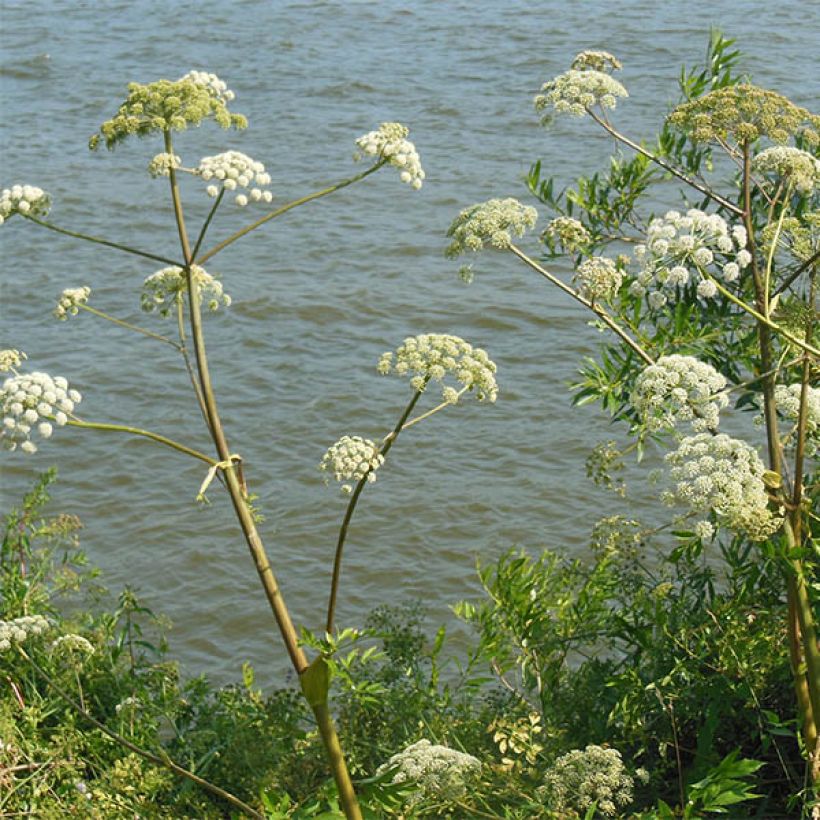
196, 163, 384, 265
764, 184, 793, 320
164, 132, 362, 820
22, 215, 180, 266
326, 387, 425, 634
401, 385, 469, 432
78, 305, 180, 349
774, 250, 820, 298
508, 244, 655, 366
66, 418, 216, 465
191, 188, 225, 262
19, 648, 263, 818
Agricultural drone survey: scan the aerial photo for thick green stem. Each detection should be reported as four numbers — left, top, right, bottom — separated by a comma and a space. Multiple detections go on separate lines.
164, 132, 361, 819
195, 163, 384, 265
66, 419, 216, 465
326, 387, 425, 634
508, 244, 655, 366
22, 214, 180, 266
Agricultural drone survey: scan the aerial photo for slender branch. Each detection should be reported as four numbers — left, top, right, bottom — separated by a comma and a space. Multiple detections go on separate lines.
191, 188, 225, 262
722, 356, 803, 395
22, 215, 180, 266
774, 250, 820, 297
196, 163, 384, 265
66, 418, 217, 465
326, 387, 425, 634
508, 244, 655, 365
401, 386, 469, 432
764, 185, 793, 319
586, 109, 743, 216
19, 648, 262, 819
78, 305, 180, 349
176, 294, 213, 436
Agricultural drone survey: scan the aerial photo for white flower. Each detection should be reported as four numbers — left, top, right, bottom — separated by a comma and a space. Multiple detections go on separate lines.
575, 256, 622, 301
570, 50, 623, 73
378, 333, 498, 403
376, 739, 480, 807
753, 146, 820, 194
632, 355, 728, 432
544, 216, 590, 252
54, 286, 91, 320
0, 184, 51, 226
662, 433, 780, 540
696, 279, 717, 298
0, 349, 26, 373
0, 615, 50, 652
319, 435, 384, 493
141, 265, 231, 316
694, 520, 715, 540
147, 152, 181, 178
51, 633, 95, 660
178, 70, 235, 103
1, 369, 81, 453
196, 150, 272, 206
535, 69, 628, 121
446, 198, 537, 257
354, 122, 425, 190
772, 383, 820, 455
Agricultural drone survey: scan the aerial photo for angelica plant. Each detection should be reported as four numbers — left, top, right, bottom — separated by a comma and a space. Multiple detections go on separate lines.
450, 33, 820, 802
1, 68, 457, 820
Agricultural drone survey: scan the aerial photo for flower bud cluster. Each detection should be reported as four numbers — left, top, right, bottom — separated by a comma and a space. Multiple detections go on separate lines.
319, 435, 384, 493
1, 370, 80, 453
575, 256, 622, 302
141, 265, 231, 316
774, 383, 820, 455
535, 68, 628, 121
178, 70, 236, 103
571, 50, 623, 72
51, 633, 95, 658
632, 355, 728, 432
0, 349, 26, 373
540, 745, 634, 817
544, 216, 590, 253
630, 208, 750, 305
662, 433, 780, 540
147, 152, 182, 178
54, 286, 91, 320
0, 615, 50, 652
355, 122, 425, 189
446, 198, 538, 257
0, 184, 51, 225
376, 739, 481, 806
197, 150, 273, 206
752, 146, 820, 194
378, 333, 498, 402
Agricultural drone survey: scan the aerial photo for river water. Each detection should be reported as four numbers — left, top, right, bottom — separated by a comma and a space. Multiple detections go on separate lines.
1, 0, 818, 684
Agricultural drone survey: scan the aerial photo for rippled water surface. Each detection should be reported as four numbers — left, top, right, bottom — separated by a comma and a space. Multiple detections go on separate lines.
2, 0, 818, 684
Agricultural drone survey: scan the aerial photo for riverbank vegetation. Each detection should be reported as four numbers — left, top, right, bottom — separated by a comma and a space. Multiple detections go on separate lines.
2, 32, 818, 817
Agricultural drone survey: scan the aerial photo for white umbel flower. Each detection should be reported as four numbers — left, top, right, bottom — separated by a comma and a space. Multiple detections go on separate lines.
319, 435, 384, 493
0, 184, 51, 225
178, 70, 236, 103
571, 50, 623, 73
141, 265, 231, 316
1, 369, 81, 453
446, 198, 538, 257
535, 69, 628, 121
147, 152, 182, 178
632, 355, 728, 432
662, 433, 780, 540
575, 256, 622, 302
196, 150, 273, 206
0, 349, 26, 373
54, 286, 91, 320
773, 383, 820, 455
376, 739, 481, 806
0, 615, 50, 652
378, 333, 498, 403
355, 122, 425, 190
752, 146, 820, 194
544, 216, 591, 253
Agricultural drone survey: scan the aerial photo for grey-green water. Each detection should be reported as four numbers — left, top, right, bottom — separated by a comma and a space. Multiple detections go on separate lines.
2, 0, 818, 684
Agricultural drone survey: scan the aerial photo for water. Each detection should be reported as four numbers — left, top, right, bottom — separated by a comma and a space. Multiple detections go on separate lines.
1, 0, 818, 685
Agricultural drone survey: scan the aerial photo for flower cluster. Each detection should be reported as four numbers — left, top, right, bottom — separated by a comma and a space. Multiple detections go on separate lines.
752, 146, 820, 194
630, 208, 750, 305
378, 333, 498, 402
632, 355, 728, 432
0, 349, 25, 373
575, 255, 622, 302
0, 184, 51, 225
319, 435, 385, 494
355, 122, 425, 189
54, 286, 91, 320
539, 745, 634, 817
147, 152, 181, 178
141, 265, 231, 316
89, 71, 246, 151
543, 216, 590, 253
51, 633, 95, 659
571, 50, 623, 72
376, 739, 480, 806
534, 69, 628, 122
0, 615, 50, 652
446, 198, 537, 257
662, 433, 780, 540
667, 84, 820, 146
197, 150, 273, 206
1, 370, 80, 453
774, 383, 820, 455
